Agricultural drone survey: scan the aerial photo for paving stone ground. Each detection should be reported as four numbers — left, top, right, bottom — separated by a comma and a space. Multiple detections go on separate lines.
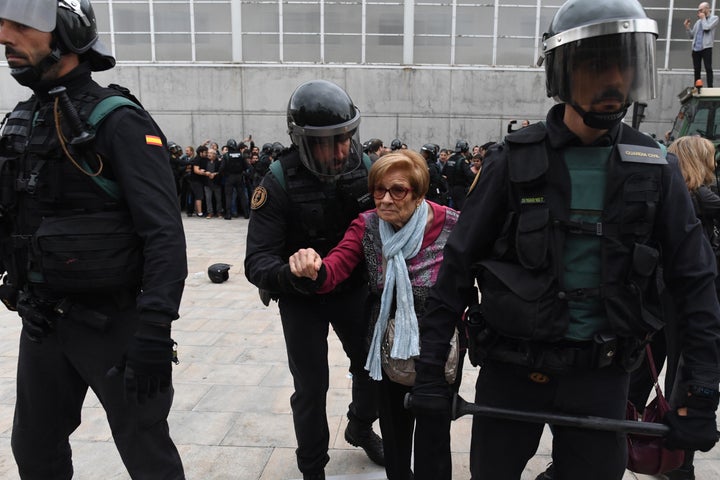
0, 215, 717, 479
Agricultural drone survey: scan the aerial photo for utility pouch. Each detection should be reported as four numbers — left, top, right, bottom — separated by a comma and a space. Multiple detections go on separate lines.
593, 332, 618, 369
32, 211, 143, 293
55, 299, 111, 332
605, 243, 663, 336
478, 260, 568, 341
0, 156, 17, 210
465, 303, 497, 367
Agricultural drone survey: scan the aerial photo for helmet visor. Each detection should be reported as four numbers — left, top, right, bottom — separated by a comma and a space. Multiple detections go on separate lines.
548, 31, 657, 104
0, 0, 56, 32
294, 129, 363, 178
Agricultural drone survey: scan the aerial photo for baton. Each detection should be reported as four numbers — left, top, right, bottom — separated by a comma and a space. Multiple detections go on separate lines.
405, 393, 669, 437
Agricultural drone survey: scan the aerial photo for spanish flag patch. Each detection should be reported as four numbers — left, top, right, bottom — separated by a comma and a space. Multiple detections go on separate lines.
145, 135, 163, 146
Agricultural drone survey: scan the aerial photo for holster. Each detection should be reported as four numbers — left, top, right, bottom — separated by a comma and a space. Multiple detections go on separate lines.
465, 303, 499, 367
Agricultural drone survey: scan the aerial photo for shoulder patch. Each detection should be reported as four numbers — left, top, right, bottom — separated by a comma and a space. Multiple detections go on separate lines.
145, 135, 163, 146
251, 186, 268, 210
617, 144, 667, 165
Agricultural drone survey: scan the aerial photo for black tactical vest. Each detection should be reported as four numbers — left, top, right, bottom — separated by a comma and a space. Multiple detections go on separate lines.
278, 152, 374, 258
224, 151, 246, 174
477, 123, 666, 342
0, 82, 142, 292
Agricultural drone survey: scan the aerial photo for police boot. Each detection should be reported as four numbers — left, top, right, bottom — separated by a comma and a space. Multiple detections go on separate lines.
344, 418, 384, 466
534, 462, 554, 480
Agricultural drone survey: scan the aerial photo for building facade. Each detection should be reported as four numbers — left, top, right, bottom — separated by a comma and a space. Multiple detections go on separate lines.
0, 0, 713, 149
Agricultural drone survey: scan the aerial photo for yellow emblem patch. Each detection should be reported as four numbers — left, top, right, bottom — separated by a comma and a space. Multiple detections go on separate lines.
529, 372, 550, 384
251, 186, 268, 210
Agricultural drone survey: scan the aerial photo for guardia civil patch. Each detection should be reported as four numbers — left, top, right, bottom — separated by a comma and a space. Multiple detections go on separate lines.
251, 186, 268, 210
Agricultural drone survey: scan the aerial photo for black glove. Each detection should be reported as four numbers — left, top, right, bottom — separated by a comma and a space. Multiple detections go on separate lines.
0, 281, 18, 312
409, 363, 453, 416
109, 323, 177, 404
16, 295, 54, 342
664, 389, 720, 452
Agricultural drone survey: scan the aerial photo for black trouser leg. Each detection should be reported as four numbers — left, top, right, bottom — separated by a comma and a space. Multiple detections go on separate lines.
12, 330, 83, 480
702, 48, 714, 87
469, 362, 629, 480
377, 378, 413, 480
12, 301, 185, 480
279, 296, 333, 474
331, 291, 378, 425
693, 50, 704, 84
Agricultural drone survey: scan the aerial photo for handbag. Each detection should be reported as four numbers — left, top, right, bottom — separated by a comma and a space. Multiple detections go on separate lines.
381, 316, 459, 387
626, 344, 685, 475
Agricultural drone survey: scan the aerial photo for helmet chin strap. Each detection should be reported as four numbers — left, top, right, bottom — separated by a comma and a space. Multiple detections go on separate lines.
10, 46, 63, 88
570, 103, 630, 130
570, 103, 629, 130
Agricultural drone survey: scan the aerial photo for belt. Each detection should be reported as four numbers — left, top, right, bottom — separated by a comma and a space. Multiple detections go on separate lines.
487, 336, 619, 373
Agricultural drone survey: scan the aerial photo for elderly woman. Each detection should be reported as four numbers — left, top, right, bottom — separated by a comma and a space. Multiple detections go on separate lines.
289, 149, 460, 480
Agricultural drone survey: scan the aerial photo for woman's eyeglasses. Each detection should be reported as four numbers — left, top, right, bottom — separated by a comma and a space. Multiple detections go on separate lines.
372, 185, 413, 200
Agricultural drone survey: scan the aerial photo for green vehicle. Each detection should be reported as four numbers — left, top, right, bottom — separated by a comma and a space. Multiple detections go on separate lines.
670, 86, 720, 153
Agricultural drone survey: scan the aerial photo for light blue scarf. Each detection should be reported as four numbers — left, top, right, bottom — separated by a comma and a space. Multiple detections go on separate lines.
365, 200, 429, 381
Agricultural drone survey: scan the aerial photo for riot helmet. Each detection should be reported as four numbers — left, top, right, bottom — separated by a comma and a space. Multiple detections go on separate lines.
208, 263, 231, 284
287, 80, 362, 178
420, 143, 437, 163
271, 142, 284, 158
390, 139, 403, 151
541, 0, 657, 129
0, 0, 115, 86
455, 140, 469, 154
226, 138, 238, 151
168, 141, 182, 156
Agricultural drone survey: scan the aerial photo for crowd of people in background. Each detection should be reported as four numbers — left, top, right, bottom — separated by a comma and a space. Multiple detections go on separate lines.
167, 137, 283, 219
165, 129, 521, 218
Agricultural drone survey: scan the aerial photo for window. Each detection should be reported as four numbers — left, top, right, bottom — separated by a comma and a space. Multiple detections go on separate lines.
85, 0, 707, 69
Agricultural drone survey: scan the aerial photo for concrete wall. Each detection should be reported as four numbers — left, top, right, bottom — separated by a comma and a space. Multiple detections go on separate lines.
0, 64, 694, 150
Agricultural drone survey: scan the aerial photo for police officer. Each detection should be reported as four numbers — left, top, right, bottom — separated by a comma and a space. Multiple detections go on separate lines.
410, 1, 720, 479
221, 138, 250, 219
443, 139, 474, 210
245, 80, 383, 480
420, 143, 448, 206
0, 1, 187, 478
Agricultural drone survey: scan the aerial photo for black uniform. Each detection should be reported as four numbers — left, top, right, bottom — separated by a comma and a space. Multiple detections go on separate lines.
221, 149, 250, 219
414, 104, 720, 479
245, 148, 378, 476
443, 152, 473, 209
0, 64, 187, 479
425, 160, 448, 206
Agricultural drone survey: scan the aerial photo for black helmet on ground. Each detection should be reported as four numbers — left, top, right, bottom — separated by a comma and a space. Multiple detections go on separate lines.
0, 0, 115, 87
287, 80, 362, 178
208, 263, 231, 284
540, 0, 657, 130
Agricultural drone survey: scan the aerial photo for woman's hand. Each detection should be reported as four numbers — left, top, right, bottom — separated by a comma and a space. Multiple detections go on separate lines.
289, 248, 322, 280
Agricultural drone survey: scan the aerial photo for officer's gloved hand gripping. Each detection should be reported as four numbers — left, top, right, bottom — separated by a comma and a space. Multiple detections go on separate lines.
108, 322, 177, 404
664, 386, 720, 452
410, 361, 453, 415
